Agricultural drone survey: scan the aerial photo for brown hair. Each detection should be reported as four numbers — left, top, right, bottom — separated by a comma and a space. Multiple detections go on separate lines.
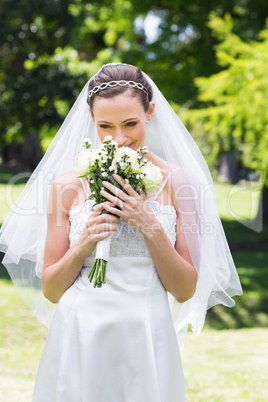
87, 64, 153, 112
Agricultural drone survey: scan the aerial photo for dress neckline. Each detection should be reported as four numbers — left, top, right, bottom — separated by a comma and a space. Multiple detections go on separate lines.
69, 199, 176, 215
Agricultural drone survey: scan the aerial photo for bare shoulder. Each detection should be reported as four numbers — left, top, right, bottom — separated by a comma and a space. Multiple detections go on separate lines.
52, 170, 80, 186
152, 154, 180, 179
152, 154, 169, 170
150, 155, 175, 205
50, 170, 84, 212
152, 155, 189, 214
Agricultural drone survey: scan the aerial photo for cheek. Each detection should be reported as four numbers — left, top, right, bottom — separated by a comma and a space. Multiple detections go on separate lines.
133, 124, 146, 139
139, 129, 146, 142
132, 128, 146, 148
96, 129, 106, 142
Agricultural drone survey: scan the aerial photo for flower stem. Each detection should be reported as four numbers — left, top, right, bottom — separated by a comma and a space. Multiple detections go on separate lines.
88, 259, 107, 288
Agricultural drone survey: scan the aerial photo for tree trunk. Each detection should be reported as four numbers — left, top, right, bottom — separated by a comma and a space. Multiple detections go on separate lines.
2, 133, 43, 172
256, 185, 268, 229
219, 151, 238, 184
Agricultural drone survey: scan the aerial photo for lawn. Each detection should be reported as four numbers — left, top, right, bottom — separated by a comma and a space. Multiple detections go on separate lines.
0, 167, 28, 225
182, 327, 268, 401
0, 279, 267, 402
0, 280, 47, 401
0, 168, 267, 401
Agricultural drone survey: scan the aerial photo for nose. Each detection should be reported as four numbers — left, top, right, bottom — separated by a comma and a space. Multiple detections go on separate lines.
113, 128, 126, 147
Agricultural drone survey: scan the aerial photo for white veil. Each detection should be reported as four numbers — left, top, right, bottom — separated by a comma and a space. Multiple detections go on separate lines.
0, 63, 242, 348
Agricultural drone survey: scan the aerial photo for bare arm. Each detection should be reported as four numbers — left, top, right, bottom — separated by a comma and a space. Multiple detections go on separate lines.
143, 208, 197, 303
41, 176, 119, 303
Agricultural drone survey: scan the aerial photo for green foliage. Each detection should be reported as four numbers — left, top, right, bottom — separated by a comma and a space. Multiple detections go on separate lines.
123, 0, 268, 106
2, 0, 268, 148
184, 13, 268, 183
0, 0, 89, 145
0, 0, 137, 146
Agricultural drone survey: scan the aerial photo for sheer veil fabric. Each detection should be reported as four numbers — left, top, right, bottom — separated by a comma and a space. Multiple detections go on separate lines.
0, 63, 242, 348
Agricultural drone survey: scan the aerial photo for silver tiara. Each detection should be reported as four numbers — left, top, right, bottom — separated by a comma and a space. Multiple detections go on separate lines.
87, 80, 148, 99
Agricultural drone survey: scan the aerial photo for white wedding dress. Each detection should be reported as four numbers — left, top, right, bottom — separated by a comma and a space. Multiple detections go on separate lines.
32, 185, 186, 401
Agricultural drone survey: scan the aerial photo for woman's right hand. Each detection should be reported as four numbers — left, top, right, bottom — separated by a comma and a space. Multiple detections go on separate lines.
76, 202, 120, 257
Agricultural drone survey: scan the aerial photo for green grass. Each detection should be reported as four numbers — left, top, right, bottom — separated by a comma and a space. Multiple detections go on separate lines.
0, 279, 267, 401
182, 328, 268, 401
214, 181, 268, 243
214, 180, 261, 222
0, 280, 47, 401
206, 252, 268, 330
0, 167, 28, 226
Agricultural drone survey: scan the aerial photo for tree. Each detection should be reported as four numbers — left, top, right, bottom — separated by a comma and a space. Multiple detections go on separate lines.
0, 0, 90, 147
2, 0, 268, 150
0, 0, 138, 149
183, 13, 268, 227
123, 0, 268, 106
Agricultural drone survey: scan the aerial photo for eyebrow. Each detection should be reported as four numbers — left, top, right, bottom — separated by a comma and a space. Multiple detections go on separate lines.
98, 118, 138, 124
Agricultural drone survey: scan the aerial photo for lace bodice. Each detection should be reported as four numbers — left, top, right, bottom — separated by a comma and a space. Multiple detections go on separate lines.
69, 199, 177, 258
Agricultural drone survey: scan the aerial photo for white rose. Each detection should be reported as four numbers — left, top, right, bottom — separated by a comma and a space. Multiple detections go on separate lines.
74, 149, 92, 176
141, 162, 163, 192
74, 148, 99, 176
112, 147, 140, 172
88, 149, 100, 164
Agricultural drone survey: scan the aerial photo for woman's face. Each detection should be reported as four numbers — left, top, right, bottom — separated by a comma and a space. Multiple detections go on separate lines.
91, 90, 155, 150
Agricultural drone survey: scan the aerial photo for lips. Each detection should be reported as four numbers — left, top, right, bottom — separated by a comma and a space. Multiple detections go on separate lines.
118, 142, 133, 148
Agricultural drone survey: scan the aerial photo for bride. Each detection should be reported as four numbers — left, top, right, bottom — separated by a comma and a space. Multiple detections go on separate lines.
0, 63, 242, 401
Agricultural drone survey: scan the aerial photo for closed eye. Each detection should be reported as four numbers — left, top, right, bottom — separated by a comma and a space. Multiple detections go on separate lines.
125, 121, 137, 127
99, 124, 112, 129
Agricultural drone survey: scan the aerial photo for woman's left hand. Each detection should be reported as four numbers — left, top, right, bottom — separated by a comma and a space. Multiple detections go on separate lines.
100, 174, 159, 236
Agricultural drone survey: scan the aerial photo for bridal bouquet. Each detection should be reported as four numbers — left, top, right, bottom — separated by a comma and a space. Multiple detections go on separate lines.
74, 135, 162, 288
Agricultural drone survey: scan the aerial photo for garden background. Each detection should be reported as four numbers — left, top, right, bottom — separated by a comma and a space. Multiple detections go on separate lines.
0, 1, 268, 401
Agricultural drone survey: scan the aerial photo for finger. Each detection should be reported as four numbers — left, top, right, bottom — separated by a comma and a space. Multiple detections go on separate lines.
112, 174, 138, 197
101, 203, 123, 217
91, 201, 114, 216
95, 213, 120, 225
91, 223, 118, 234
87, 204, 118, 227
100, 189, 123, 208
91, 203, 104, 215
102, 180, 129, 200
90, 231, 113, 243
87, 212, 120, 227
102, 201, 116, 208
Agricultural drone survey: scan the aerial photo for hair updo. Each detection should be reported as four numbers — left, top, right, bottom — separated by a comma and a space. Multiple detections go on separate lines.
87, 64, 153, 112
